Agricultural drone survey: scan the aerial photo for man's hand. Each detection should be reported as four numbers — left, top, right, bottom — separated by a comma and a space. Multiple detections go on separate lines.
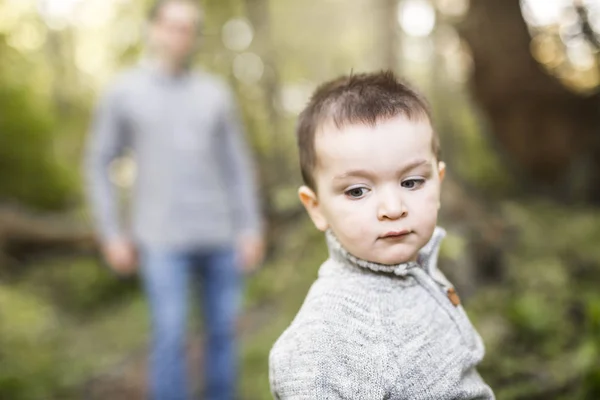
102, 238, 138, 275
238, 233, 265, 273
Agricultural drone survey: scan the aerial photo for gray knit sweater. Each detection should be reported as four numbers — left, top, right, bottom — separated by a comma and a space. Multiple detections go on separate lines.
269, 227, 494, 399
85, 63, 261, 250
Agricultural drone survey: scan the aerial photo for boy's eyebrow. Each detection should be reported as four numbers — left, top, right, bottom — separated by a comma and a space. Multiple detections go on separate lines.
400, 159, 430, 174
333, 159, 431, 182
333, 169, 376, 181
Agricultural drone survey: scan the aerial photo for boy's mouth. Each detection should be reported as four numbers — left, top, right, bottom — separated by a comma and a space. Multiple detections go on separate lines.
379, 230, 411, 239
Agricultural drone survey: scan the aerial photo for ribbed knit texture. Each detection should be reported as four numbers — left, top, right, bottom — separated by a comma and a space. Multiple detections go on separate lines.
269, 227, 495, 399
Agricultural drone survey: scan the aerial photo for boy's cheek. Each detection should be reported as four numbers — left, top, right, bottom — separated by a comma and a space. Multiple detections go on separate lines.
331, 224, 372, 255
330, 213, 371, 241
328, 202, 372, 230
413, 186, 441, 207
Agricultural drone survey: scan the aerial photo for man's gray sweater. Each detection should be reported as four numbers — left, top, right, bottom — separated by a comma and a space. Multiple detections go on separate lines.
269, 227, 494, 399
85, 63, 261, 250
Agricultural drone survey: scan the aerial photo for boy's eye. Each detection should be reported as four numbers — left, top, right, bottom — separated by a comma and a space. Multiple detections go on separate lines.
345, 187, 369, 199
401, 178, 425, 189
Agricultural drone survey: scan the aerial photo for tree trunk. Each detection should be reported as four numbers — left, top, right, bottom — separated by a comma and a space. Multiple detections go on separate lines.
243, 0, 301, 255
458, 0, 600, 203
0, 206, 96, 269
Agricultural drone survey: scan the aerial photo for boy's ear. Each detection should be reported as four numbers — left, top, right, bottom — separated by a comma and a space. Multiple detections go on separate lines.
438, 161, 446, 183
298, 186, 328, 232
436, 161, 446, 210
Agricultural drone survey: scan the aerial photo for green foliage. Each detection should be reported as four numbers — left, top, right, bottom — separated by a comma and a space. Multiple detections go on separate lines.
467, 202, 600, 399
0, 273, 147, 399
0, 39, 76, 210
22, 258, 138, 316
0, 286, 65, 399
0, 84, 74, 209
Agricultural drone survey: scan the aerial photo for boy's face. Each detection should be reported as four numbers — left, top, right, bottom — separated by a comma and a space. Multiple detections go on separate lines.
299, 115, 445, 265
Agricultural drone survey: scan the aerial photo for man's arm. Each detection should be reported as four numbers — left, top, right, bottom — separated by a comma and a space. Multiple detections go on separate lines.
84, 83, 136, 274
84, 85, 129, 241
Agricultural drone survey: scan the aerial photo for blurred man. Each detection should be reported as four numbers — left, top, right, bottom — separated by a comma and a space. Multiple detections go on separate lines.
85, 1, 264, 399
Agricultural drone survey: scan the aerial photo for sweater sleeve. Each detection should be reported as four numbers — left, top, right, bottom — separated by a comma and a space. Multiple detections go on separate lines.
84, 82, 131, 242
269, 285, 388, 399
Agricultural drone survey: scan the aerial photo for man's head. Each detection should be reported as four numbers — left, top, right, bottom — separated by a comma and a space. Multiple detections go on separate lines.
297, 71, 446, 265
147, 0, 203, 66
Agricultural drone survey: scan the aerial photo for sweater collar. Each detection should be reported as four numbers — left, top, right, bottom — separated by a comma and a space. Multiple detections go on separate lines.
326, 227, 446, 277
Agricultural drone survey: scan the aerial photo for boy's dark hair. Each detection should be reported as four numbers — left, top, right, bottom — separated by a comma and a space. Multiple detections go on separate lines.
297, 70, 440, 191
148, 0, 200, 22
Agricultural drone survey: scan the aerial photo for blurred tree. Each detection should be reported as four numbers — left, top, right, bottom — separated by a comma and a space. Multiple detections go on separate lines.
458, 0, 600, 204
242, 0, 306, 243
382, 0, 401, 71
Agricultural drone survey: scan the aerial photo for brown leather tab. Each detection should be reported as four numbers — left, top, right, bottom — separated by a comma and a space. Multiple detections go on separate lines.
447, 287, 461, 307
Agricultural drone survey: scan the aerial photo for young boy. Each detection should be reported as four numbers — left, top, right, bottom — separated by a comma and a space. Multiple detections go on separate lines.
269, 71, 495, 399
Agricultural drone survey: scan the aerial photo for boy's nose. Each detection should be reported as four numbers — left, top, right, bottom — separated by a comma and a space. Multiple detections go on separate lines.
377, 189, 407, 221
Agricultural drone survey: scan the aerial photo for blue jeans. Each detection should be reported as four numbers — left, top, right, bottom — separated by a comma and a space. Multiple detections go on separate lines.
140, 245, 241, 400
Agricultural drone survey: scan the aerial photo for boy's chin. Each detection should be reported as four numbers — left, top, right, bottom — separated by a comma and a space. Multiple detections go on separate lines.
371, 247, 418, 266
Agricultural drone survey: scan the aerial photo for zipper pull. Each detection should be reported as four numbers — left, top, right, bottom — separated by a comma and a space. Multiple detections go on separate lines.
447, 287, 461, 307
